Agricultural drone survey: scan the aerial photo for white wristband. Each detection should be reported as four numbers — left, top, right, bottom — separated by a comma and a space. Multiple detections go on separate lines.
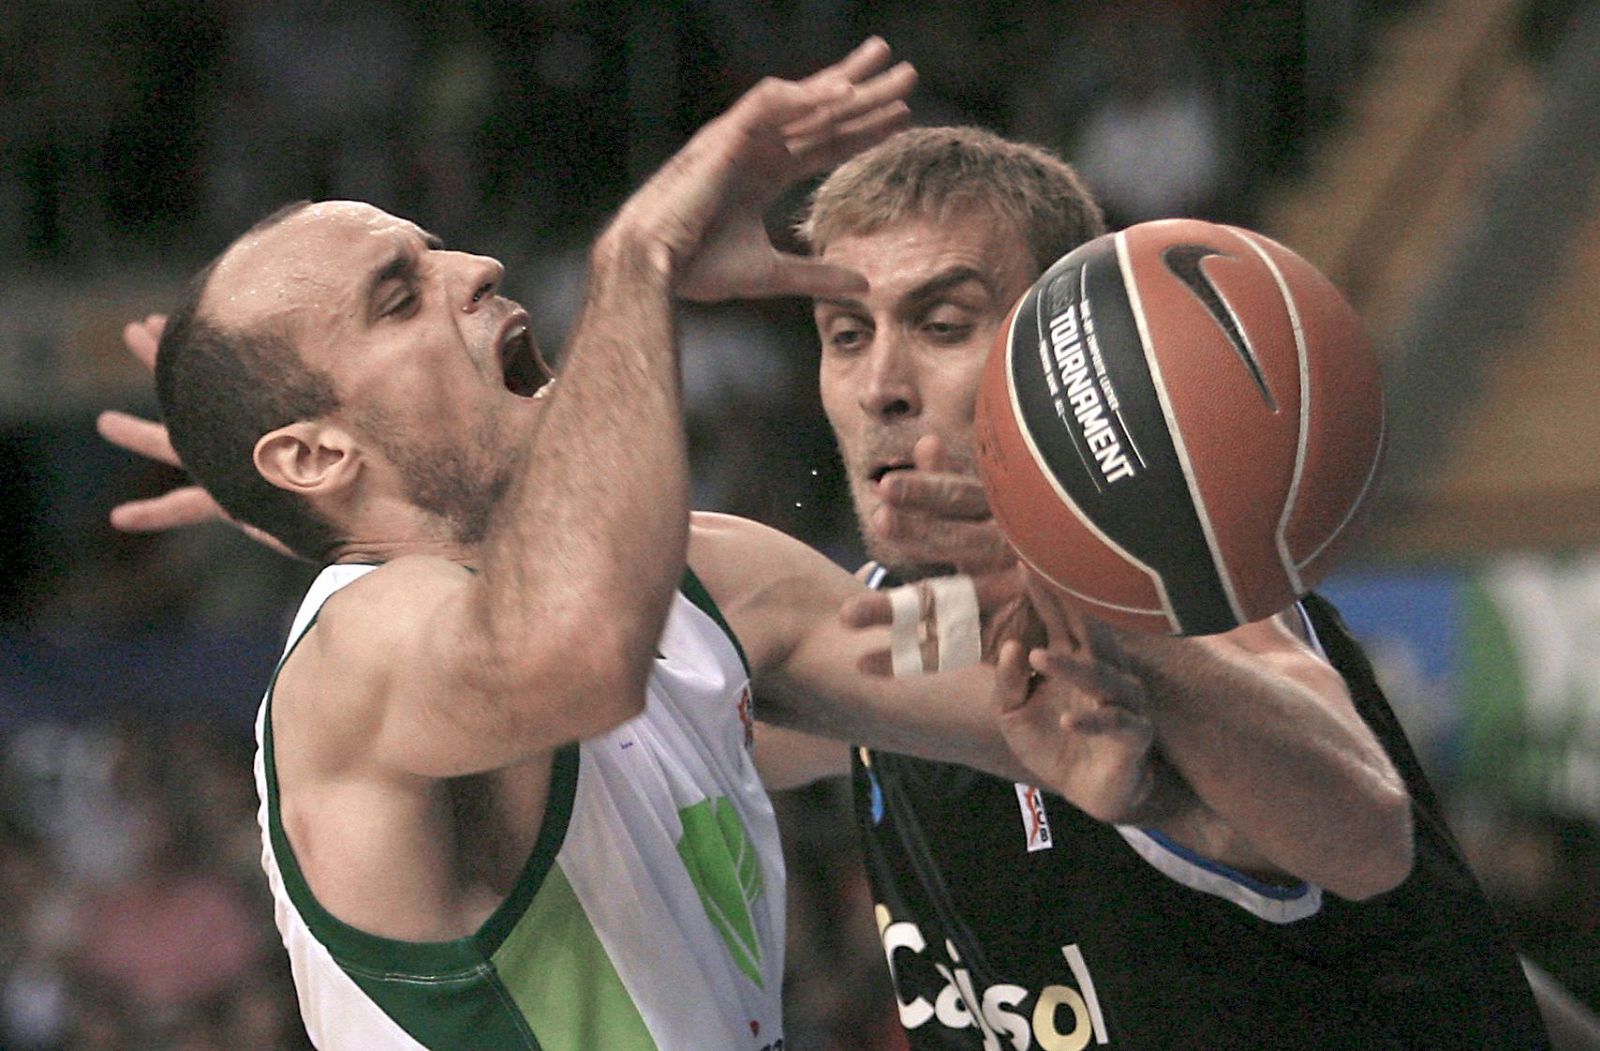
886, 574, 982, 677
929, 575, 981, 671
888, 584, 926, 677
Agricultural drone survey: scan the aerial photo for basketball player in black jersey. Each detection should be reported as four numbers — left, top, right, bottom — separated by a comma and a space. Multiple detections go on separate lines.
767, 124, 1592, 1049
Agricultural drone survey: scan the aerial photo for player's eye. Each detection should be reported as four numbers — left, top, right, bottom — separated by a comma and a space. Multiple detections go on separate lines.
824, 318, 871, 352
382, 289, 418, 318
922, 315, 973, 343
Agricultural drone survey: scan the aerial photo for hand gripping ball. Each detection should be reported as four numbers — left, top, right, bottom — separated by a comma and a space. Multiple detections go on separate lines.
974, 218, 1384, 635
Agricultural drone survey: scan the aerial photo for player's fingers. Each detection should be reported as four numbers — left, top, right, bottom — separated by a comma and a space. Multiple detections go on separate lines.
877, 470, 991, 519
856, 648, 893, 677
792, 60, 917, 134
994, 639, 1035, 713
787, 97, 913, 174
109, 486, 221, 533
774, 75, 864, 141
1072, 704, 1152, 738
870, 506, 1012, 574
240, 522, 298, 559
996, 657, 1075, 756
762, 256, 871, 300
974, 566, 1027, 620
796, 36, 894, 91
122, 315, 166, 368
1023, 572, 1096, 657
766, 47, 911, 144
1029, 645, 1108, 696
1024, 572, 1072, 633
912, 433, 952, 473
710, 71, 858, 162
839, 590, 894, 630
96, 410, 181, 467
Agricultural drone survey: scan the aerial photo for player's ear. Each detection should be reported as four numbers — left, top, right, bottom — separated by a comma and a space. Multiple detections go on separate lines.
254, 420, 358, 498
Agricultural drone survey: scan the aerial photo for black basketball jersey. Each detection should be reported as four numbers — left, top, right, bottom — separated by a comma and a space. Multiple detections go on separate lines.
852, 577, 1548, 1049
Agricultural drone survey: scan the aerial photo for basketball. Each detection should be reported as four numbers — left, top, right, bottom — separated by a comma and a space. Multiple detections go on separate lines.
973, 218, 1384, 635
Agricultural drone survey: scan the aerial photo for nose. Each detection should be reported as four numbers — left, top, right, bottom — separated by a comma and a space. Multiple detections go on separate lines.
858, 330, 920, 420
452, 252, 505, 313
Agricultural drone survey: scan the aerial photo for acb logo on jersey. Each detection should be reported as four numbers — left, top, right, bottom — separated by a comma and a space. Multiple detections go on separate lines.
1015, 783, 1054, 853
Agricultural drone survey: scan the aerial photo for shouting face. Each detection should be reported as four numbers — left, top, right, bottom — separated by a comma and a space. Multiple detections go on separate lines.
206, 201, 555, 544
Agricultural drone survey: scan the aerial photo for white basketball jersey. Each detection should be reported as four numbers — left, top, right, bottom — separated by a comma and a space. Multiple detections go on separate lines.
254, 563, 786, 1049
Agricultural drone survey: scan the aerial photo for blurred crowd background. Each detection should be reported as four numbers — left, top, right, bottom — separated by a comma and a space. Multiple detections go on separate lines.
1, 1, 1596, 1048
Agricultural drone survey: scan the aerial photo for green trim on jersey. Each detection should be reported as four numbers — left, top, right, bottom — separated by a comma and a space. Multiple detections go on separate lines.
490, 865, 658, 1050
262, 612, 584, 1048
263, 571, 762, 1048
681, 566, 750, 677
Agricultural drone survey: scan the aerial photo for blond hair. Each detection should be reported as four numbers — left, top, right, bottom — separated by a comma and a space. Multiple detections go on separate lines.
797, 126, 1107, 273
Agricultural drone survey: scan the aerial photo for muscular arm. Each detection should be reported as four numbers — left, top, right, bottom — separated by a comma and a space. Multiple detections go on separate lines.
294, 41, 918, 779
1121, 613, 1415, 900
691, 513, 1028, 781
843, 451, 1415, 899
294, 229, 690, 780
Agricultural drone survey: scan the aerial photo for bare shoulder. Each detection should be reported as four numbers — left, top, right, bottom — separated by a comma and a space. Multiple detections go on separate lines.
688, 511, 800, 574
311, 556, 475, 663
687, 511, 863, 677
275, 556, 475, 767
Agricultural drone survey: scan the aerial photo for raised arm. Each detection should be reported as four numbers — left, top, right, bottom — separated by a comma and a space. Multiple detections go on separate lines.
98, 39, 918, 555
291, 40, 919, 780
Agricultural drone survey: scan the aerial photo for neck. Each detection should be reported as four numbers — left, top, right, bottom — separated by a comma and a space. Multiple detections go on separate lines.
329, 537, 478, 568
323, 495, 480, 567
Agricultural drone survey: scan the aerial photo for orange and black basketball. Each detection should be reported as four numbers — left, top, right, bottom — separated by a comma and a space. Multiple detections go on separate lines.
974, 218, 1384, 635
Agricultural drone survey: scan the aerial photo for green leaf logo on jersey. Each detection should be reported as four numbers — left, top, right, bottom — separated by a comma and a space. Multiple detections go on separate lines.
676, 797, 766, 988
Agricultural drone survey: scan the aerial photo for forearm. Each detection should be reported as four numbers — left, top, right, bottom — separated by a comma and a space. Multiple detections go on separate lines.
763, 661, 1032, 782
471, 235, 689, 712
1124, 628, 1413, 898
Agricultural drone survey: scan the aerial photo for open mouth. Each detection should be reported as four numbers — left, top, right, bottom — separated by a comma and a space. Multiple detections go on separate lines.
868, 461, 913, 484
498, 317, 553, 398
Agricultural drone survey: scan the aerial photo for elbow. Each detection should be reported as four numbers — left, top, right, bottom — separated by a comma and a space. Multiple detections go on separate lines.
537, 632, 654, 740
569, 616, 660, 733
581, 654, 653, 735
1331, 782, 1416, 901
469, 620, 653, 745
500, 656, 650, 747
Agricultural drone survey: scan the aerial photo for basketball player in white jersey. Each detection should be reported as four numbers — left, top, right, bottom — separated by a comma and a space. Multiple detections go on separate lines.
86, 41, 1073, 1050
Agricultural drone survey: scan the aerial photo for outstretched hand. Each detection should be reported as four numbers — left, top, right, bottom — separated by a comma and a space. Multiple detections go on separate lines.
95, 314, 294, 557
992, 573, 1158, 824
866, 435, 1013, 573
840, 434, 1027, 671
612, 37, 917, 304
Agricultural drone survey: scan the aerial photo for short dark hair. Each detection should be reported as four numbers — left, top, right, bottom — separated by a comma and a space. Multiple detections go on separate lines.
797, 126, 1108, 274
154, 202, 344, 561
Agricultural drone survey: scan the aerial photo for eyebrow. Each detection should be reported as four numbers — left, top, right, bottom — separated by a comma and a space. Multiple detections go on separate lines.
814, 265, 998, 313
363, 229, 446, 320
